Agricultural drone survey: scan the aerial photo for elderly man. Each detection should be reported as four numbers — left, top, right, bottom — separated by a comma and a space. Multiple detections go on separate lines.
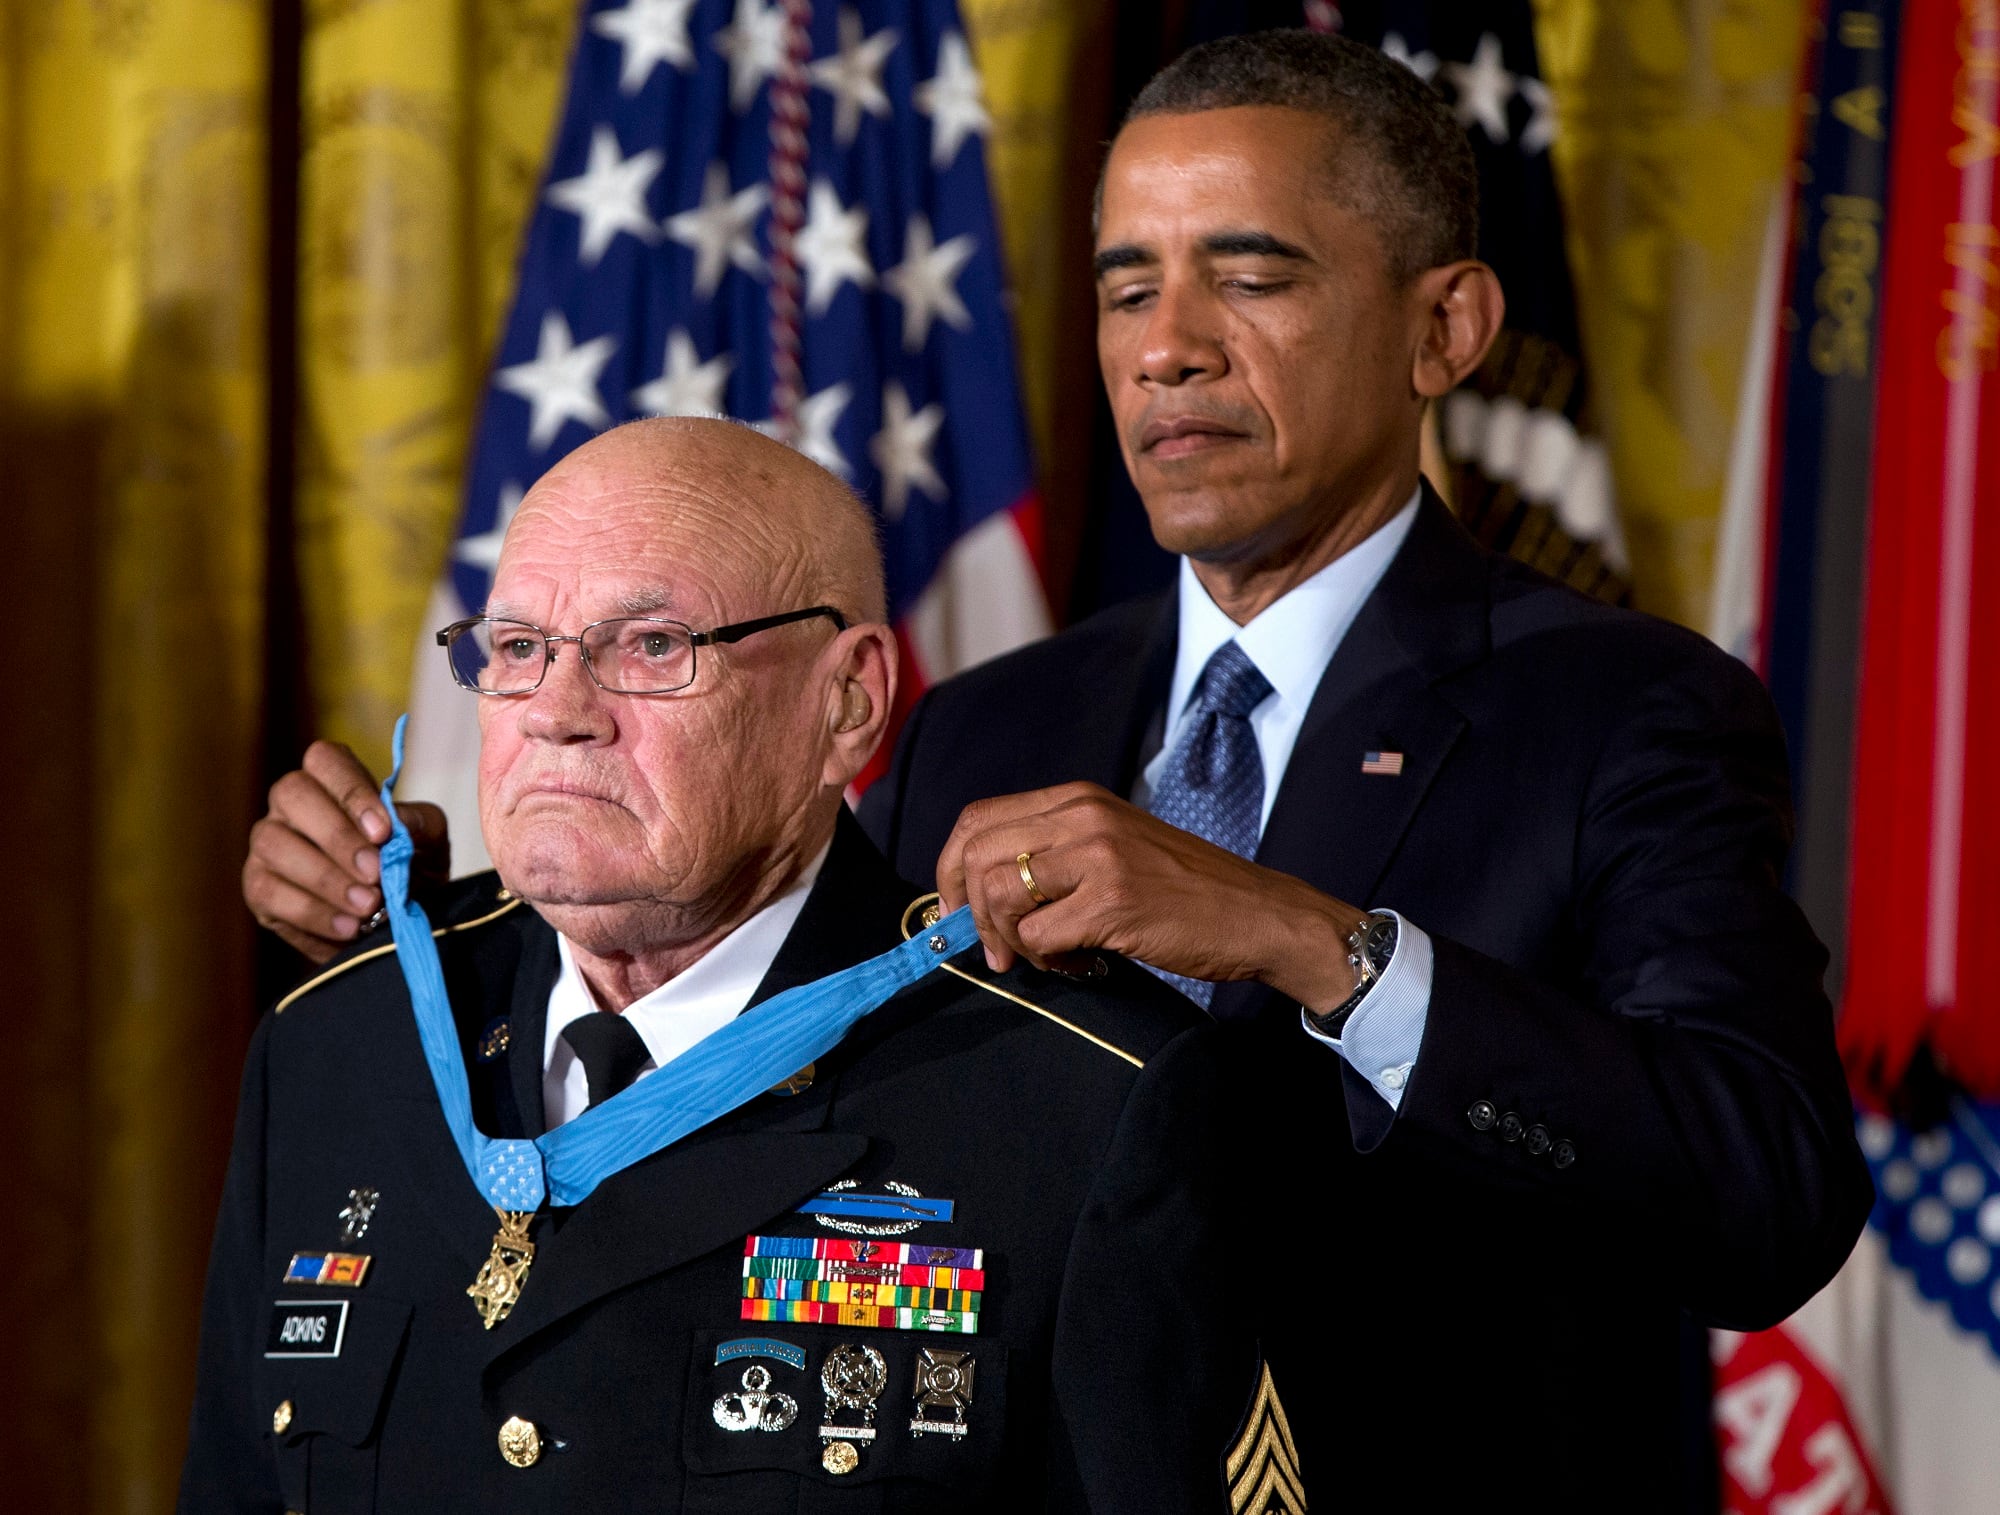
238, 30, 1871, 1510
181, 419, 1261, 1514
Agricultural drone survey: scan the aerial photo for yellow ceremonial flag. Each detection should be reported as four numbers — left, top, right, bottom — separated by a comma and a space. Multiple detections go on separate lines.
961, 0, 1113, 602
295, 0, 576, 778
1, 2, 268, 1509
1533, 0, 1807, 624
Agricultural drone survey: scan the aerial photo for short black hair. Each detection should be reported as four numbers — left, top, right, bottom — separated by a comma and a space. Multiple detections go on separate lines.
1113, 29, 1478, 283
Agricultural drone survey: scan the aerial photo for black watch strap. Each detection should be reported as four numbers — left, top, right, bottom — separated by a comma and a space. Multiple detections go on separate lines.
1304, 912, 1398, 1038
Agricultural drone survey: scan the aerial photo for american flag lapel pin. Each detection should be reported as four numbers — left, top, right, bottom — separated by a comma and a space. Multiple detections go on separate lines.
1361, 751, 1405, 776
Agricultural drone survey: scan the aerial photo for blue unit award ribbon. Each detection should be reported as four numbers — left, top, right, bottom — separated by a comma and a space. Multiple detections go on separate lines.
373, 716, 980, 1325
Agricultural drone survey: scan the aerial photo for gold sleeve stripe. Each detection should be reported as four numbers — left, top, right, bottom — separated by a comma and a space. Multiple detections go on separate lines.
274, 896, 525, 1014
899, 893, 1145, 1069
1226, 1362, 1306, 1514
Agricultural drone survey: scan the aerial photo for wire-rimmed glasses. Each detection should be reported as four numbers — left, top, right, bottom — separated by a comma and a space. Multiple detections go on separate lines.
436, 606, 849, 696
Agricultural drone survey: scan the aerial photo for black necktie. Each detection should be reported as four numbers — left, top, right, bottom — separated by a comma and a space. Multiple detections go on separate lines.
559, 1012, 652, 1110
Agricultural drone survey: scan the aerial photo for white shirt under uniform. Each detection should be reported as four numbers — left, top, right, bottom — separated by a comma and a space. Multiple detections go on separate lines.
1135, 491, 1435, 1111
540, 843, 829, 1127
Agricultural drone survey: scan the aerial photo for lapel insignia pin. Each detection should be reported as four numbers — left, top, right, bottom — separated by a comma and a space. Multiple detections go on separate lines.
713, 1365, 799, 1433
283, 1251, 372, 1287
339, 1186, 380, 1244
467, 1209, 536, 1329
818, 1342, 888, 1472
767, 1061, 815, 1097
909, 1347, 975, 1439
476, 1018, 511, 1063
1361, 750, 1405, 775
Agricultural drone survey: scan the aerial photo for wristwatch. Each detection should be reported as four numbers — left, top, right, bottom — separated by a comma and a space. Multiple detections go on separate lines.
1304, 911, 1398, 1039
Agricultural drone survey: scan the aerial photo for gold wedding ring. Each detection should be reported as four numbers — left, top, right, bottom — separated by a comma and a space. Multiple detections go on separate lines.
1016, 851, 1051, 907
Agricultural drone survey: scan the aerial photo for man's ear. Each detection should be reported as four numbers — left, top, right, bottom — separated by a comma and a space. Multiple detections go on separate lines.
1411, 259, 1505, 400
821, 623, 899, 790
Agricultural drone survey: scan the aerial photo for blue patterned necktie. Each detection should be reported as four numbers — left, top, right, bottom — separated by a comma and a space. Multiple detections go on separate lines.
1146, 640, 1274, 1007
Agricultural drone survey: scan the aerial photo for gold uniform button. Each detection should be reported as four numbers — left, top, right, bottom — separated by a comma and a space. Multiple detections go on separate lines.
498, 1415, 542, 1468
822, 1439, 860, 1475
272, 1400, 293, 1435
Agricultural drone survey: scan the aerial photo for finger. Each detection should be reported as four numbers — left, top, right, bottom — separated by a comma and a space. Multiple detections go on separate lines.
248, 869, 362, 954
961, 823, 1070, 972
268, 768, 379, 884
937, 783, 1111, 910
301, 740, 391, 845
252, 817, 382, 917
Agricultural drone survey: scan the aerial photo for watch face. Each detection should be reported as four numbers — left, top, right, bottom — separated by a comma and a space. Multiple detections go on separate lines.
1364, 916, 1398, 972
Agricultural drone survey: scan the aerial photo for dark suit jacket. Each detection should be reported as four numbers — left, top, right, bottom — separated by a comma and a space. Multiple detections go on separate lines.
860, 490, 1874, 1510
180, 813, 1265, 1513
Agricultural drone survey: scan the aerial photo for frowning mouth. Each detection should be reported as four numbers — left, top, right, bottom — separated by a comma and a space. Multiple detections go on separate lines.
1138, 415, 1250, 458
520, 783, 624, 808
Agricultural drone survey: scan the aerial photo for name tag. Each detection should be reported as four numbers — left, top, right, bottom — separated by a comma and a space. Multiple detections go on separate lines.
265, 1299, 349, 1358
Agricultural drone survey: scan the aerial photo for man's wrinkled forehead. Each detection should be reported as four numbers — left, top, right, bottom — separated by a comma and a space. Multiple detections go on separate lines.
490, 473, 762, 619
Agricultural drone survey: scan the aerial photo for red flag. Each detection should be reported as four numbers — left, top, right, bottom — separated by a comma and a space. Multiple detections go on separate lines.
1714, 1326, 1893, 1515
1840, 1, 2000, 1100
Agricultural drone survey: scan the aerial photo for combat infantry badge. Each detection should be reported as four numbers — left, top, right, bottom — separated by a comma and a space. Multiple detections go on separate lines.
467, 1209, 535, 1329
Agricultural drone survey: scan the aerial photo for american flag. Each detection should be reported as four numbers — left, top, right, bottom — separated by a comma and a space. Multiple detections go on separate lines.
402, 0, 1050, 867
1360, 751, 1404, 777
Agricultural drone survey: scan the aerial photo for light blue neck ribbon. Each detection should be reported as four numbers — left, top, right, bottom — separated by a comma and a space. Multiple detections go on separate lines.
376, 715, 979, 1211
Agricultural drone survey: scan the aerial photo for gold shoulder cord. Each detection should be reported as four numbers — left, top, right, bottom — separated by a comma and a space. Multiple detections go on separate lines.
274, 894, 525, 1014
898, 894, 1144, 1070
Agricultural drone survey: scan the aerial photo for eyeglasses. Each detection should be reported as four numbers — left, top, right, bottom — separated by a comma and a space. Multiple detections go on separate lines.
436, 606, 849, 696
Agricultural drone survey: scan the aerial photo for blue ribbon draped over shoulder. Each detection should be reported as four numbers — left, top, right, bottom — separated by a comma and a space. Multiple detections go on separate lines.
375, 715, 979, 1211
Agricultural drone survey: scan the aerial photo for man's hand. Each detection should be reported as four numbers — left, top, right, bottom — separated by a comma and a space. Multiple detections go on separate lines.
935, 782, 1364, 1012
244, 741, 451, 964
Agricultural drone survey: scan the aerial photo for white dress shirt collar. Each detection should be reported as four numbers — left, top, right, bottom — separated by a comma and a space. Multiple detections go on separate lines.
541, 839, 830, 1127
1143, 489, 1421, 833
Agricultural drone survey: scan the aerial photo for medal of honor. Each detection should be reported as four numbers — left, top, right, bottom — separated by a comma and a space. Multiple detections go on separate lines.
466, 1209, 536, 1329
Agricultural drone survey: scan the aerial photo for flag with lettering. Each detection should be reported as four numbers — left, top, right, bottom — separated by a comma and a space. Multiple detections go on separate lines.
1709, 7, 2000, 1512
400, 0, 1048, 866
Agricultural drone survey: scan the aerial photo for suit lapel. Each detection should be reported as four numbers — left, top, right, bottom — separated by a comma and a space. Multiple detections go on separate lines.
505, 917, 558, 1139
1209, 489, 1489, 1022
746, 807, 912, 1006
377, 909, 557, 1274
1058, 588, 1179, 793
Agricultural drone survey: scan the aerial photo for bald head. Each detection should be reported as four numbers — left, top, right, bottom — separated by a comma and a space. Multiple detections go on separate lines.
516, 417, 887, 627
473, 415, 902, 985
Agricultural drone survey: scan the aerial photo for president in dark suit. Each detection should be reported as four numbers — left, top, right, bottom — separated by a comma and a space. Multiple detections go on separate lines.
870, 31, 1871, 1513
182, 419, 1264, 1513
235, 30, 1871, 1514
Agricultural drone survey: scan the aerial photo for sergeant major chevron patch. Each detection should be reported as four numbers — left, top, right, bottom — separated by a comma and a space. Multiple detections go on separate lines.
1225, 1361, 1306, 1514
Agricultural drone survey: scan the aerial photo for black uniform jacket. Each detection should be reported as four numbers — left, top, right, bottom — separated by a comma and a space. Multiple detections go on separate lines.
860, 489, 1875, 1509
180, 813, 1269, 1514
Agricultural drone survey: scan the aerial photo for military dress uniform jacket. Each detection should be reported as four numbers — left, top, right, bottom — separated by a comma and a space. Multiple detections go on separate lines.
180, 813, 1267, 1514
859, 489, 1876, 1511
